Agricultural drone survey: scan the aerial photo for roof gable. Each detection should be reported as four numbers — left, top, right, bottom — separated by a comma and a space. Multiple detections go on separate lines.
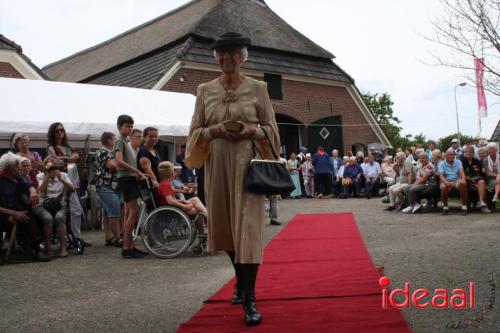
43, 0, 334, 82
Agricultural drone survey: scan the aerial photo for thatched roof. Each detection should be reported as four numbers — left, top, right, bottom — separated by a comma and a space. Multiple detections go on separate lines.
43, 0, 335, 82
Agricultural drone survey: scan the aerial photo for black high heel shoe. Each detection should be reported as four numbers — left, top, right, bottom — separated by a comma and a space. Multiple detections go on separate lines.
242, 292, 262, 326
75, 238, 85, 255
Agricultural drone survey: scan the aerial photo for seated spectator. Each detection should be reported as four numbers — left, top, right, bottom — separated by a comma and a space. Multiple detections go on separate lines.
482, 142, 499, 203
34, 158, 75, 258
157, 162, 207, 235
381, 155, 396, 187
450, 138, 463, 159
402, 153, 435, 214
414, 148, 424, 169
301, 153, 315, 198
438, 148, 468, 215
478, 147, 488, 161
0, 152, 49, 261
13, 134, 43, 187
461, 146, 491, 213
333, 156, 348, 197
355, 151, 364, 165
362, 154, 381, 199
172, 164, 195, 199
312, 147, 331, 198
431, 149, 442, 168
94, 132, 123, 247
385, 152, 413, 211
339, 157, 363, 198
18, 157, 32, 185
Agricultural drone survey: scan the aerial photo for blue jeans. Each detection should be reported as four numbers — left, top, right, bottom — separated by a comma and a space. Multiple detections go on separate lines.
364, 177, 380, 196
97, 187, 122, 219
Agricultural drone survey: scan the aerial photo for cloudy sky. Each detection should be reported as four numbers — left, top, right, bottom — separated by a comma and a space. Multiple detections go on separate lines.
1, 0, 498, 140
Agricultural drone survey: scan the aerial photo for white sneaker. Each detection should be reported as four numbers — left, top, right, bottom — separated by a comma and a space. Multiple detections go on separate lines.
493, 195, 498, 203
401, 206, 413, 213
412, 203, 422, 214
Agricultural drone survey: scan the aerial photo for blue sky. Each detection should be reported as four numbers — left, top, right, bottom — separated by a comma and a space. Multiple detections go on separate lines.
1, 0, 498, 140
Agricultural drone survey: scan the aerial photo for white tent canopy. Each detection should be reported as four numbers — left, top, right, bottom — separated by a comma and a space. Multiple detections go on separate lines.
0, 78, 195, 136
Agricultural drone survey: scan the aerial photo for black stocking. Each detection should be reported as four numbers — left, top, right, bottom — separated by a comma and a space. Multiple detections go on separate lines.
240, 263, 259, 297
227, 251, 242, 290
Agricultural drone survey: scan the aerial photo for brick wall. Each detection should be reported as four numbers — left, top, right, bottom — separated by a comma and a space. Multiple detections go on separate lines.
162, 67, 379, 154
0, 62, 24, 79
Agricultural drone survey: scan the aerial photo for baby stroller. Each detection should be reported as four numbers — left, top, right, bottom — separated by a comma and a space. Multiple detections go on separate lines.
134, 179, 207, 258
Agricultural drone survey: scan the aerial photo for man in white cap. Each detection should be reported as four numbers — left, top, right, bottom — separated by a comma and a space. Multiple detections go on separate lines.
450, 138, 464, 159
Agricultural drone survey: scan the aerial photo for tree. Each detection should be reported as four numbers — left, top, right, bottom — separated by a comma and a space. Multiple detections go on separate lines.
425, 0, 500, 96
438, 133, 475, 152
362, 92, 401, 145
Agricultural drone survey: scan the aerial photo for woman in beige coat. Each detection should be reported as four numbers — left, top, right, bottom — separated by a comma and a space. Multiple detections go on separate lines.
185, 32, 280, 326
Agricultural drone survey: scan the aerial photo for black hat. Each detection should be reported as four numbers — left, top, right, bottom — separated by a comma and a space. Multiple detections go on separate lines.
210, 32, 251, 50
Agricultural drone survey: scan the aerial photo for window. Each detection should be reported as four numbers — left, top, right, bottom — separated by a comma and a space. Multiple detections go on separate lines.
264, 73, 283, 100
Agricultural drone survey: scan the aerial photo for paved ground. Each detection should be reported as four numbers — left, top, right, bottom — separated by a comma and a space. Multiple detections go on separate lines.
0, 198, 499, 333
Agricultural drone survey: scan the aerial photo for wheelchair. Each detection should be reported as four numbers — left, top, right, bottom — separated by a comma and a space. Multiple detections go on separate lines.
133, 179, 207, 259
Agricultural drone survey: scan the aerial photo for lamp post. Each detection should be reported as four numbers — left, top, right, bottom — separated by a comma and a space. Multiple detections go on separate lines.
454, 82, 466, 144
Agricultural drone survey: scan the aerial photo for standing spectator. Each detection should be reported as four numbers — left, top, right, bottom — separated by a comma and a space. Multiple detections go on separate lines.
177, 144, 195, 183
461, 146, 490, 213
35, 157, 75, 258
438, 148, 468, 215
312, 147, 331, 198
329, 149, 343, 196
287, 153, 302, 199
94, 132, 123, 247
301, 153, 315, 198
268, 195, 280, 225
339, 157, 363, 198
385, 152, 413, 211
13, 134, 43, 186
129, 128, 142, 160
450, 138, 463, 159
46, 122, 88, 250
137, 127, 161, 187
355, 151, 364, 165
114, 115, 148, 259
402, 153, 435, 214
296, 147, 307, 197
362, 154, 381, 199
426, 140, 438, 161
478, 147, 488, 161
482, 142, 499, 203
0, 152, 48, 261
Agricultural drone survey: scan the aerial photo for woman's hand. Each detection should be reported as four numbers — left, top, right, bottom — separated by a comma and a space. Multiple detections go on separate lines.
208, 123, 230, 139
227, 122, 255, 140
13, 210, 29, 223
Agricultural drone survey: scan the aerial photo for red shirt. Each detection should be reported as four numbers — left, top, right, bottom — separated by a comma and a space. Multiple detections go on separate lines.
157, 180, 174, 206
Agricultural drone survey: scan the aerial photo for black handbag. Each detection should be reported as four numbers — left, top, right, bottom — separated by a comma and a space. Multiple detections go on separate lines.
43, 194, 63, 215
244, 128, 295, 195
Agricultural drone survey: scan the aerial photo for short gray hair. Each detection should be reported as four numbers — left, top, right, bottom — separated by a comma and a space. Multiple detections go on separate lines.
213, 46, 248, 62
0, 151, 22, 170
395, 152, 406, 161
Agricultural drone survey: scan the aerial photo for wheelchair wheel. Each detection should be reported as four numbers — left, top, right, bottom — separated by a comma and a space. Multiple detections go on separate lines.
141, 206, 193, 258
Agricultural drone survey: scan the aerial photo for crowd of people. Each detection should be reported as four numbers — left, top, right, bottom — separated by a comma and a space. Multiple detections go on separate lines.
283, 139, 499, 215
0, 116, 209, 263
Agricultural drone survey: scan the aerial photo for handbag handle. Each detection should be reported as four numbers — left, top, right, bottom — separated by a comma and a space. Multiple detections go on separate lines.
251, 127, 279, 160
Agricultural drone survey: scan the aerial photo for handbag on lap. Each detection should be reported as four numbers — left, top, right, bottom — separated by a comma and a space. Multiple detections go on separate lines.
245, 128, 295, 195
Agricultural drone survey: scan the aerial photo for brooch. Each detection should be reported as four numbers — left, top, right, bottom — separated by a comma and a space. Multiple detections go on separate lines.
223, 91, 238, 104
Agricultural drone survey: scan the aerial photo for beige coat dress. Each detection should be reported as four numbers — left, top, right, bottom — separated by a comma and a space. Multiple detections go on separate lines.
185, 76, 280, 264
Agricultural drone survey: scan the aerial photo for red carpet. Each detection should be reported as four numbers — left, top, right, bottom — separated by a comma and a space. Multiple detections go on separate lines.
177, 213, 411, 333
